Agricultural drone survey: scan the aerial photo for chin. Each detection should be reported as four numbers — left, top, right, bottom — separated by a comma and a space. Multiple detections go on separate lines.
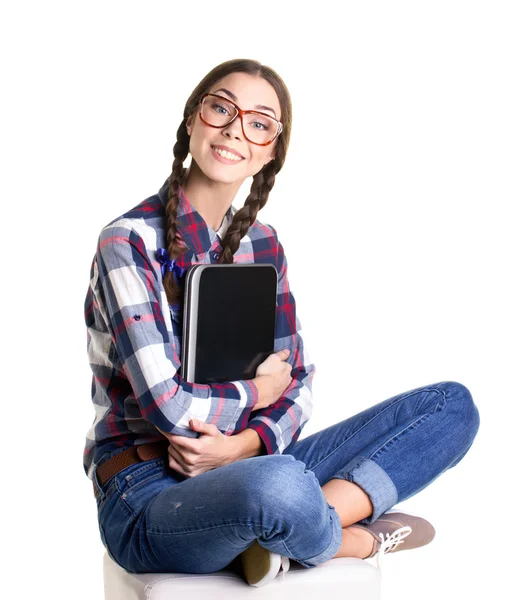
205, 163, 247, 184
207, 170, 241, 185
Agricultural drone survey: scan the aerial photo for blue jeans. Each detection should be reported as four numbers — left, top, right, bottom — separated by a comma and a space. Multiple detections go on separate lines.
94, 381, 479, 574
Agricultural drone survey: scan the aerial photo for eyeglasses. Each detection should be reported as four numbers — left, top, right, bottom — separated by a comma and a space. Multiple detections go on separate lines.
198, 93, 283, 146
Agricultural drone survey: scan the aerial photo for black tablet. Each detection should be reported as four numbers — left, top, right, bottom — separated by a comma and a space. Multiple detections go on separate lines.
181, 264, 278, 384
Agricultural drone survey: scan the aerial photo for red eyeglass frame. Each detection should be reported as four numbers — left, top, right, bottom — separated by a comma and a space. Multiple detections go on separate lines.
198, 93, 283, 146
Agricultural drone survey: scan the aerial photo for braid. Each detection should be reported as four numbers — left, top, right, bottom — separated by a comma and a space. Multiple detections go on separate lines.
163, 120, 189, 306
219, 160, 278, 264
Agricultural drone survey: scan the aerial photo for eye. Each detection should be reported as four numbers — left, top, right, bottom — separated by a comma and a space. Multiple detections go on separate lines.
250, 119, 270, 131
213, 103, 229, 116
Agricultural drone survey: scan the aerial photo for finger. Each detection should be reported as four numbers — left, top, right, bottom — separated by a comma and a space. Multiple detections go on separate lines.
173, 436, 204, 458
278, 349, 290, 360
168, 445, 193, 473
167, 454, 185, 475
167, 433, 198, 451
192, 419, 218, 437
168, 443, 189, 464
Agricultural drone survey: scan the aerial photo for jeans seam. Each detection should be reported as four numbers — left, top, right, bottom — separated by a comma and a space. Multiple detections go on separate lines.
434, 388, 447, 412
286, 512, 340, 566
309, 388, 444, 471
281, 538, 294, 558
116, 465, 169, 519
122, 470, 165, 497
368, 412, 432, 460
96, 480, 118, 513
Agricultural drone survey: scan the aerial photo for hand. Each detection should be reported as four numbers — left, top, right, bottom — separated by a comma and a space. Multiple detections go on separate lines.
253, 348, 293, 410
154, 421, 235, 478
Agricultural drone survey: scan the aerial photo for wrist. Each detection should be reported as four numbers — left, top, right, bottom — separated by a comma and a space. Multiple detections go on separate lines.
230, 428, 266, 460
252, 375, 271, 410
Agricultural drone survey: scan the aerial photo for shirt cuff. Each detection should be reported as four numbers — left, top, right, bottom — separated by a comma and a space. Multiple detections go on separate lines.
224, 379, 259, 432
246, 422, 275, 455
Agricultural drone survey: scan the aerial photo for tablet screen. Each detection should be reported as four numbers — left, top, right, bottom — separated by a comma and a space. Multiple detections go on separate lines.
182, 264, 277, 384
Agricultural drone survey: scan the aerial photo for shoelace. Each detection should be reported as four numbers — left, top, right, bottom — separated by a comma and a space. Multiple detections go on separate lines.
278, 555, 290, 583
375, 525, 413, 570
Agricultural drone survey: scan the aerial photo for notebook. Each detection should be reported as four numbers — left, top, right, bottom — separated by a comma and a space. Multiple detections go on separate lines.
181, 264, 278, 384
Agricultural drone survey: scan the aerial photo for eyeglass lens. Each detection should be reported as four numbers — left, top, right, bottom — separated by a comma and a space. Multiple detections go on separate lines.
202, 96, 278, 144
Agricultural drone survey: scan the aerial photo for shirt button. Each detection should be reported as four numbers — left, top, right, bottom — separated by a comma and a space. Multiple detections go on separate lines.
211, 252, 220, 260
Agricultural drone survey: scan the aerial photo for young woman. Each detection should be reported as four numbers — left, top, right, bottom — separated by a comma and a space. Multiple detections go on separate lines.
84, 58, 480, 587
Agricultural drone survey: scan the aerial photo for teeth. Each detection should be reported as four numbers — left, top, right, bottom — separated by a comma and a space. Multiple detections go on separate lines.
213, 147, 242, 161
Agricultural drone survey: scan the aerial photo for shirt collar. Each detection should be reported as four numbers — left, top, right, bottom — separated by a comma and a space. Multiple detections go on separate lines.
158, 177, 235, 256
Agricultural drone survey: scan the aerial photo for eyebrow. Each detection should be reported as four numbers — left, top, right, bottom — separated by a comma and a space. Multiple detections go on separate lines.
212, 88, 277, 118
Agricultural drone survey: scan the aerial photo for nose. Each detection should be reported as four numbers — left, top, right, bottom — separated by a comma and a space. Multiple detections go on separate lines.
222, 114, 244, 140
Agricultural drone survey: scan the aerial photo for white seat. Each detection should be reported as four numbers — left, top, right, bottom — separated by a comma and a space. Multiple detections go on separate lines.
103, 549, 382, 599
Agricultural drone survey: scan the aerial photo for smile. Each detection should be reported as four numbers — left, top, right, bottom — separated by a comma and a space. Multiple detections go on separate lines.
211, 146, 244, 162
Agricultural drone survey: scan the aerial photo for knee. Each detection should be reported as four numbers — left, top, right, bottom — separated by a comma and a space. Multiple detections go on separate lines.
239, 455, 321, 513
441, 381, 480, 443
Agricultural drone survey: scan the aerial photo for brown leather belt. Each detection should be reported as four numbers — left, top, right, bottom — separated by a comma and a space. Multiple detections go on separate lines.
93, 440, 169, 499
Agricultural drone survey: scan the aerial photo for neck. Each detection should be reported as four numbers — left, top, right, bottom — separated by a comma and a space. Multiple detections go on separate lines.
180, 162, 241, 231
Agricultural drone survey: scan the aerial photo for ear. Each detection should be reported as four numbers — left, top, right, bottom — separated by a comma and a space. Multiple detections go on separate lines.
186, 114, 194, 136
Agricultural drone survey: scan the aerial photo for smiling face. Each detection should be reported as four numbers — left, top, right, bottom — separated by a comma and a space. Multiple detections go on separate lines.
185, 72, 282, 185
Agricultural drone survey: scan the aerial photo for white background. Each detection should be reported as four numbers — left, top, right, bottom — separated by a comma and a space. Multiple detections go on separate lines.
2, 1, 527, 598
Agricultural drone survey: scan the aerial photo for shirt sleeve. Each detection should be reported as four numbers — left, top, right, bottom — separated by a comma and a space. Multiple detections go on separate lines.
89, 223, 259, 436
245, 227, 315, 455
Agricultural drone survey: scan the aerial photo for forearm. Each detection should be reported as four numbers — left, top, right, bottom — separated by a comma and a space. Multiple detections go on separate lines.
230, 428, 266, 460
251, 375, 274, 411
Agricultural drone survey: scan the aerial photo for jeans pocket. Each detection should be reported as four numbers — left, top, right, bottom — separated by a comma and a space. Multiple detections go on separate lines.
119, 459, 166, 496
117, 459, 173, 519
96, 479, 118, 515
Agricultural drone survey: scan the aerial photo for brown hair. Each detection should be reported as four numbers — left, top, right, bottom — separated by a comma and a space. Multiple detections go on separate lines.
162, 58, 293, 305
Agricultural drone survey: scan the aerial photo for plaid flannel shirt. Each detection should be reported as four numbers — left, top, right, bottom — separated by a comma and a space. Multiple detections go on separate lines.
83, 178, 315, 481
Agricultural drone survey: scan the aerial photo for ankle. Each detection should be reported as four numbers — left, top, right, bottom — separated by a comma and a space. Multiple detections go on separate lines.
335, 526, 375, 559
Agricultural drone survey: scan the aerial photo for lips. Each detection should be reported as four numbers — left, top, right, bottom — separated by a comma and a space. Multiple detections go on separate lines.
211, 145, 245, 159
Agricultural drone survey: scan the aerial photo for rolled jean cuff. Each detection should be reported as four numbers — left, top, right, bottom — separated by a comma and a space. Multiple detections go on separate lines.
295, 502, 343, 568
332, 455, 398, 524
